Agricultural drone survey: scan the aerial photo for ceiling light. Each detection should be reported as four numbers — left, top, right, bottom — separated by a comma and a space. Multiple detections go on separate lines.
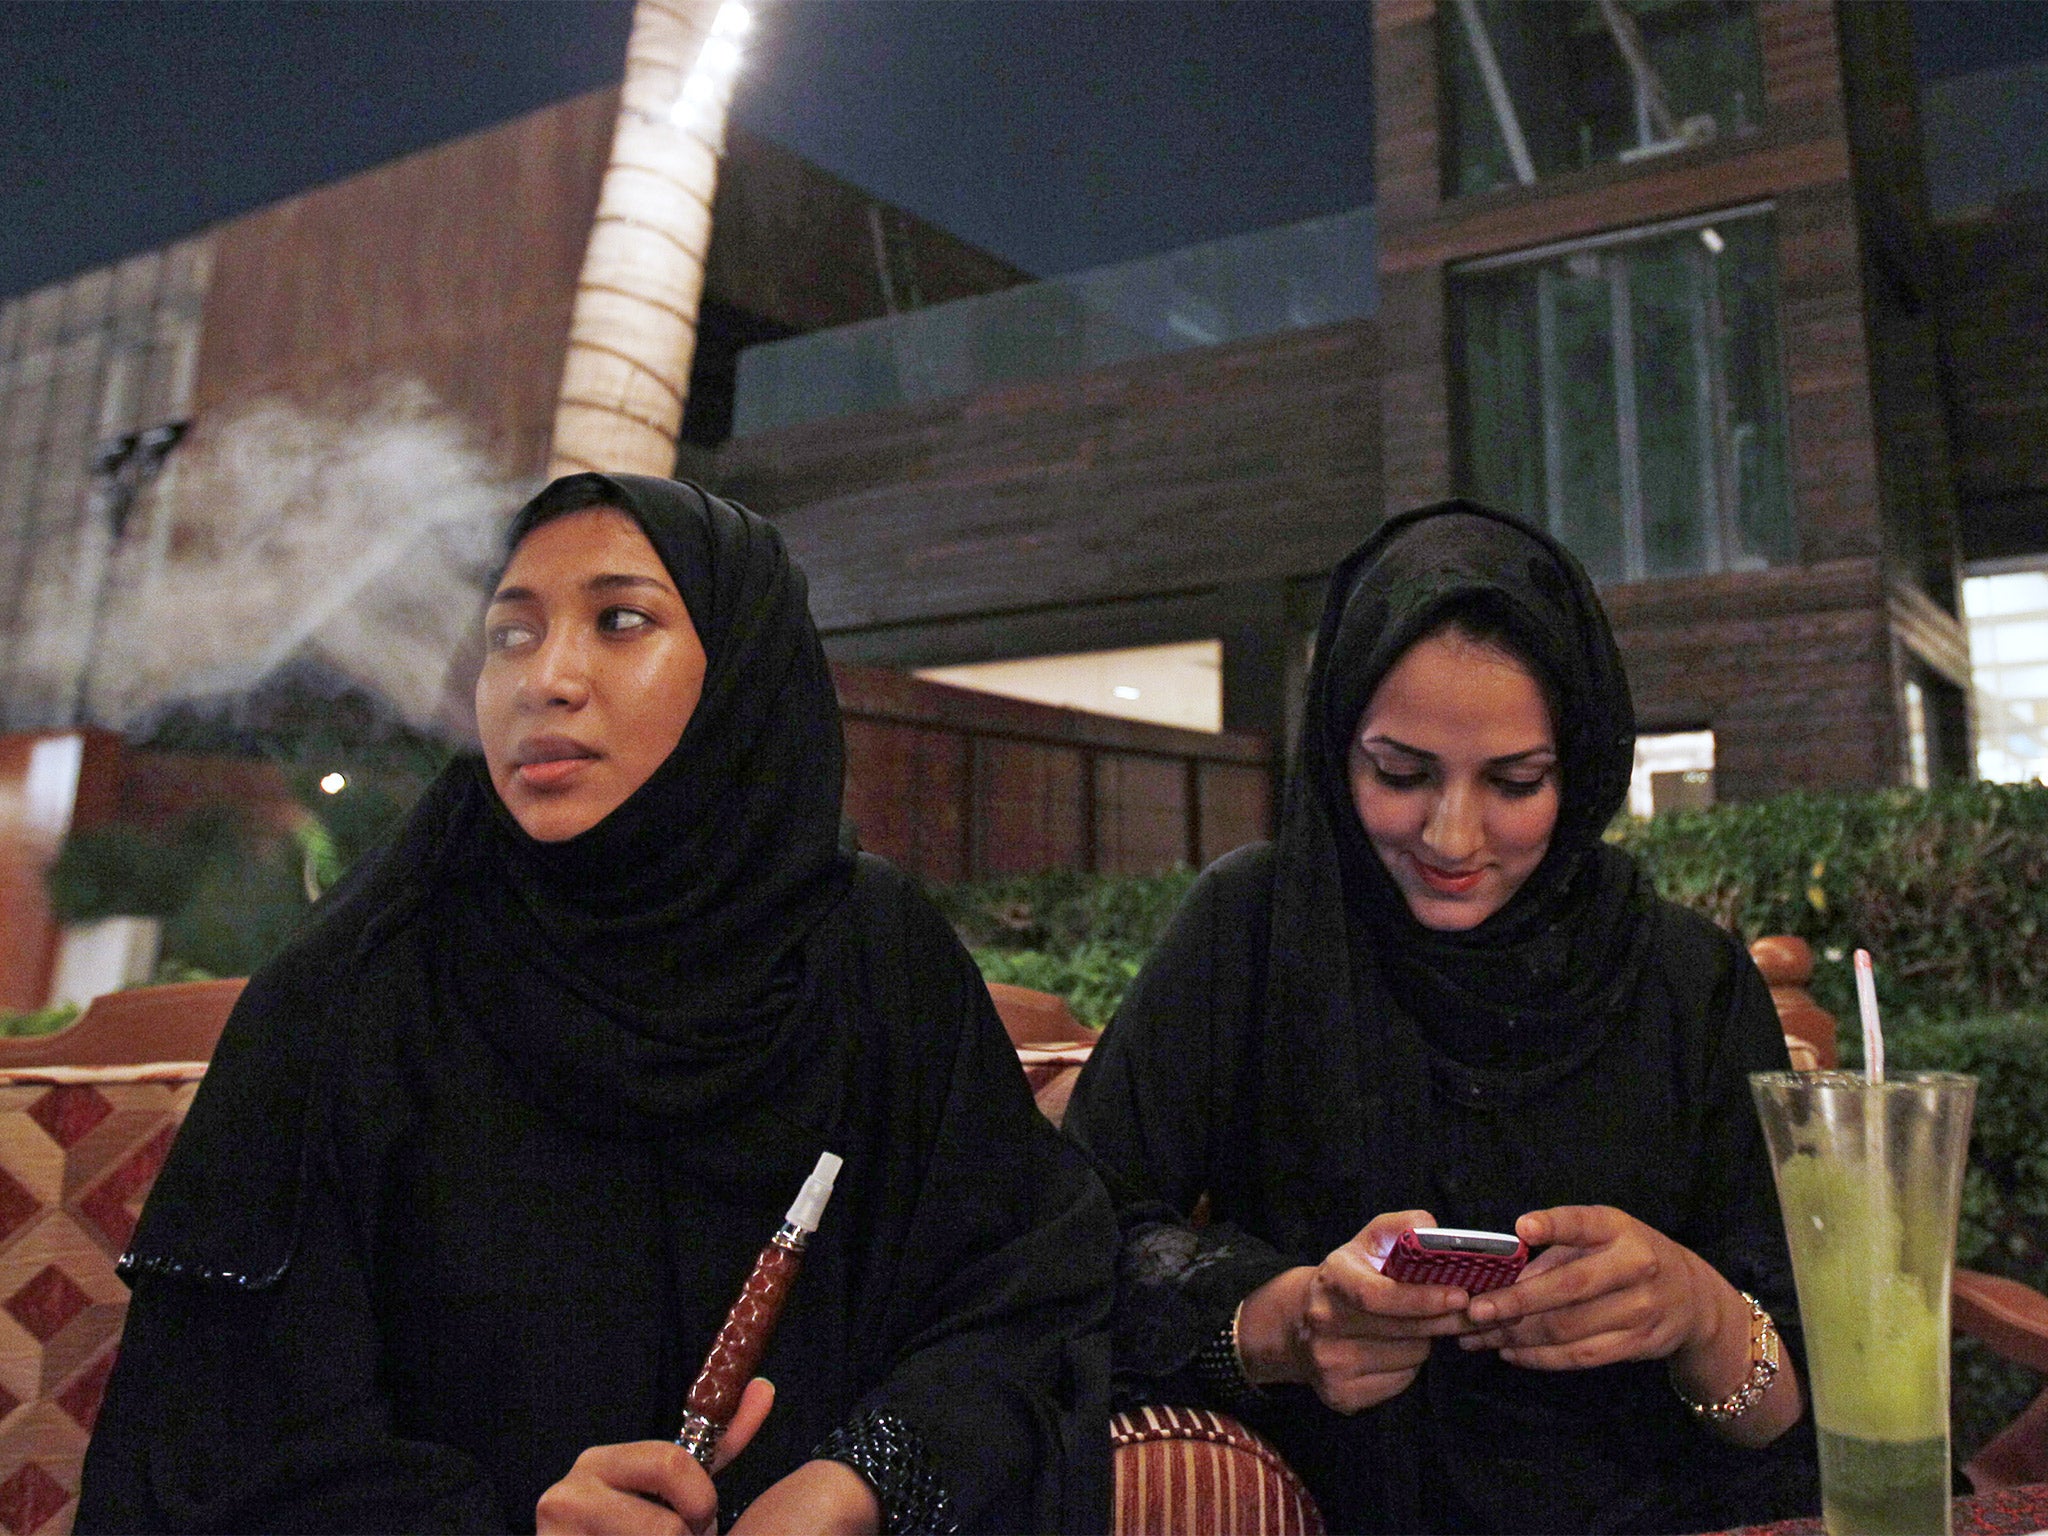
1112, 685, 1142, 700
319, 772, 347, 795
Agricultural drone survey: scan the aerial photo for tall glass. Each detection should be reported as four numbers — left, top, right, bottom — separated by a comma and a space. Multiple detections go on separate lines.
1751, 1072, 1977, 1536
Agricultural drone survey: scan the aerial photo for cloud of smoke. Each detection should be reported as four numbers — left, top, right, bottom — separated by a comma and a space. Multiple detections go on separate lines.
90, 380, 533, 740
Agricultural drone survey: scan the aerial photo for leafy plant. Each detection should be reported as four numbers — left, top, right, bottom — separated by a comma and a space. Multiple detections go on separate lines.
0, 1002, 80, 1039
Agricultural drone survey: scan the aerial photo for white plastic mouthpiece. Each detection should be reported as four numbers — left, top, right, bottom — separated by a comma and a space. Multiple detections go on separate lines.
785, 1151, 843, 1233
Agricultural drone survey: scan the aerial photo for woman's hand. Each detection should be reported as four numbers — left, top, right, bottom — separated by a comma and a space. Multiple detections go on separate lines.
1458, 1206, 1716, 1370
1459, 1206, 1803, 1446
536, 1378, 775, 1535
1237, 1209, 1475, 1413
726, 1460, 880, 1536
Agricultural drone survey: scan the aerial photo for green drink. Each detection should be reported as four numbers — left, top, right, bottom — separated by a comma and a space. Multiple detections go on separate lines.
1753, 1072, 1976, 1536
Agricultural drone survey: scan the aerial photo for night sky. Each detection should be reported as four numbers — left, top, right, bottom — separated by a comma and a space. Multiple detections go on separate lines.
2, 0, 2045, 303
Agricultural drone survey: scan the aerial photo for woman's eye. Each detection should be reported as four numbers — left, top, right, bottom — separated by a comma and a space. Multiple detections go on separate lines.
487, 621, 537, 651
1371, 764, 1431, 790
1494, 775, 1550, 798
598, 606, 652, 635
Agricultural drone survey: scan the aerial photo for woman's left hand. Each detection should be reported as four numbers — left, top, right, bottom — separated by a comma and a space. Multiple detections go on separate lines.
1458, 1205, 1804, 1447
1456, 1205, 1718, 1371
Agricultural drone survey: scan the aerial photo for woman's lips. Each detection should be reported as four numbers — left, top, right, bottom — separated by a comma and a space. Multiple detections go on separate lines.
512, 740, 600, 790
1412, 856, 1485, 895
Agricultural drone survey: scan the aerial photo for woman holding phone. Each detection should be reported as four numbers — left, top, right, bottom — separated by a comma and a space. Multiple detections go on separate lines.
80, 474, 1113, 1536
1064, 501, 1816, 1533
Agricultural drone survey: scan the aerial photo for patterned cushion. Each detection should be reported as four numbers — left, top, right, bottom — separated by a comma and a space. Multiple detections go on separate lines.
1113, 1404, 1326, 1536
0, 1066, 205, 1536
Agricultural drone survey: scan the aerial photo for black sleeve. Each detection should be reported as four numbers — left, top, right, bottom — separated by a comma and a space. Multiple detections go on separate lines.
833, 861, 1116, 1536
1062, 846, 1297, 1407
76, 1134, 502, 1534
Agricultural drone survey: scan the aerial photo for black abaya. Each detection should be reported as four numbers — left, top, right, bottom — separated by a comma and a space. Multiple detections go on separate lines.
79, 476, 1114, 1535
1063, 502, 1819, 1534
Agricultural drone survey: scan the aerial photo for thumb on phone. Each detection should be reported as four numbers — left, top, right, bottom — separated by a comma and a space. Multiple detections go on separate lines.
709, 1378, 776, 1475
1359, 1209, 1440, 1269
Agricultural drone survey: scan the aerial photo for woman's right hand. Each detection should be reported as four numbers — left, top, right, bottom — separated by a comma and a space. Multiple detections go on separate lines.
536, 1378, 775, 1535
1236, 1210, 1473, 1413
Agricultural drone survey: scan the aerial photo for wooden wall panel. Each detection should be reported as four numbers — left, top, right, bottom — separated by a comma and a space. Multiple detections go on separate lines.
193, 89, 616, 479
1092, 754, 1188, 877
1373, 3, 1442, 232
1197, 762, 1273, 866
973, 740, 1087, 878
722, 319, 1382, 634
1775, 183, 1881, 565
841, 718, 969, 884
833, 664, 1273, 883
1605, 558, 1901, 796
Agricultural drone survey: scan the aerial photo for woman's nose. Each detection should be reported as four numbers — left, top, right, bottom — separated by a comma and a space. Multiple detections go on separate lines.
519, 627, 592, 709
1421, 783, 1484, 862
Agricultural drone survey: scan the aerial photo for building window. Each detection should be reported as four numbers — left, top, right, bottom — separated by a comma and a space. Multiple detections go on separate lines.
1441, 0, 1762, 197
1630, 728, 1715, 816
1965, 560, 2048, 784
1452, 208, 1793, 584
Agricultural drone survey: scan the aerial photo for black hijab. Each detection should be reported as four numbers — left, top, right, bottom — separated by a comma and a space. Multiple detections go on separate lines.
1256, 497, 1657, 1254
436, 472, 855, 1133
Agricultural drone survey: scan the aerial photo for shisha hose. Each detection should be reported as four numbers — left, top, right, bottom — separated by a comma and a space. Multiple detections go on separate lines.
675, 1151, 843, 1466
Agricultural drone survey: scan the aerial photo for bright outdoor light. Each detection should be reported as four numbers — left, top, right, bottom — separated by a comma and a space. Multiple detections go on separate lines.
670, 4, 752, 131
1699, 226, 1725, 254
319, 772, 347, 795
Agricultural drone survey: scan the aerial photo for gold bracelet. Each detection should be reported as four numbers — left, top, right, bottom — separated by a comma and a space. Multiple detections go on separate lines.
1673, 1291, 1780, 1424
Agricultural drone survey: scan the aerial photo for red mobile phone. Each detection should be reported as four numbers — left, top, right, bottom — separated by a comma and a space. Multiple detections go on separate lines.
1380, 1227, 1528, 1293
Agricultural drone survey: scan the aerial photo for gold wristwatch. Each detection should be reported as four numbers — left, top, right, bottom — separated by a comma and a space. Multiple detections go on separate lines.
1675, 1291, 1780, 1424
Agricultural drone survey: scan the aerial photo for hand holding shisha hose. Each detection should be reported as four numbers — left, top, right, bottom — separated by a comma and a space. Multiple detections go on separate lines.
678, 1151, 844, 1463
535, 1153, 846, 1536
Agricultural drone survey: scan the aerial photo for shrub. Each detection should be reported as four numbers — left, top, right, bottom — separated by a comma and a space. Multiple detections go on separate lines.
1611, 780, 2048, 1028
0, 1002, 80, 1038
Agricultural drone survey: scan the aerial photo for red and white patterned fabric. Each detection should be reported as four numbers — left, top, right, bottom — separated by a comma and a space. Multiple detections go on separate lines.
0, 1066, 205, 1536
1112, 1404, 1326, 1536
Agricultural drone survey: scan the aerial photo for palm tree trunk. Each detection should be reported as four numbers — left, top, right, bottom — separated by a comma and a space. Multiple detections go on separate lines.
549, 0, 735, 478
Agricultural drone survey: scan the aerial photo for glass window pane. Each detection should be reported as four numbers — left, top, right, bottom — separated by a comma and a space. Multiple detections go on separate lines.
1455, 272, 1546, 522
1714, 217, 1794, 565
1545, 260, 1626, 584
1451, 209, 1790, 585
1440, 1, 1762, 197
1630, 240, 1714, 578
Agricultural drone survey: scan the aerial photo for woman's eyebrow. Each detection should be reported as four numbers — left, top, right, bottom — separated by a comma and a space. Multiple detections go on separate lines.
587, 573, 674, 595
1361, 734, 1435, 760
1488, 747, 1558, 766
488, 584, 535, 606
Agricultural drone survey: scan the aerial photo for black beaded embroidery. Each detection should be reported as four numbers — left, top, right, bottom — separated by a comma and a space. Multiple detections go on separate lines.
815, 1409, 961, 1535
1193, 1313, 1266, 1414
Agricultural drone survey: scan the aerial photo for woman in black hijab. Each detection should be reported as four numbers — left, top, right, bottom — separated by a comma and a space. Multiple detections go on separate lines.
1064, 501, 1818, 1534
80, 474, 1114, 1535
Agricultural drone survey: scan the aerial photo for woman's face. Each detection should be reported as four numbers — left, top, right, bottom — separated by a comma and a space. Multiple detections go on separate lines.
475, 508, 707, 842
1348, 628, 1560, 931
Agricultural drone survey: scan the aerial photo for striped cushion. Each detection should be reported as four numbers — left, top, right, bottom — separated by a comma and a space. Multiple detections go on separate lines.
1112, 1405, 1325, 1536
